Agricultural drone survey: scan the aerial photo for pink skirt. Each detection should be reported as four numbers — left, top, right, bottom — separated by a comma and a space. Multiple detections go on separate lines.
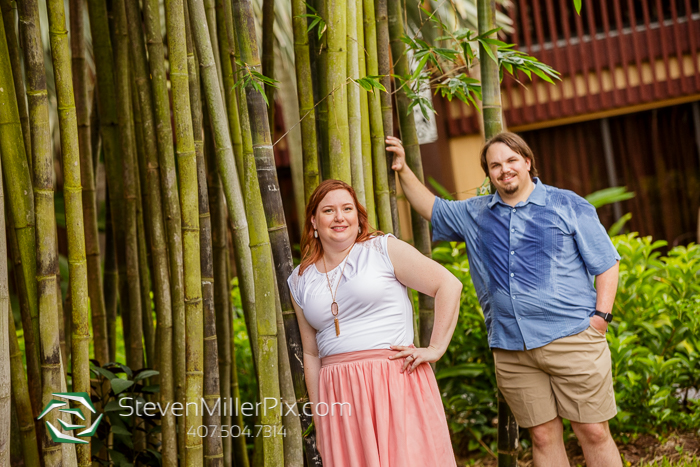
317, 348, 457, 467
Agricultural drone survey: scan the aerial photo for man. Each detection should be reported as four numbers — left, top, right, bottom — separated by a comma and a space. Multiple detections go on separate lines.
388, 132, 622, 467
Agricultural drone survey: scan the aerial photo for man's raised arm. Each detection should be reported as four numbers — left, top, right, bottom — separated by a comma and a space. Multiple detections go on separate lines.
386, 136, 437, 221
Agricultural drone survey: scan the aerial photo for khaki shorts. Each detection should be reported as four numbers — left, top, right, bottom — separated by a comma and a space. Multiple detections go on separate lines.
493, 326, 617, 428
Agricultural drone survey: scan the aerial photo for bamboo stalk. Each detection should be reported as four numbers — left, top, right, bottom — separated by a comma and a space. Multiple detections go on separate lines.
387, 0, 435, 348
316, 0, 329, 180
356, 0, 375, 226
362, 0, 392, 233
113, 0, 144, 374
474, 2, 518, 465
103, 190, 119, 362
123, 0, 176, 457
205, 117, 235, 467
375, 0, 400, 235
8, 315, 40, 467
164, 0, 205, 460
69, 0, 109, 366
85, 0, 129, 368
184, 7, 224, 464
227, 282, 251, 467
347, 0, 365, 202
46, 0, 94, 460
326, 0, 351, 182
291, 0, 319, 202
214, 0, 241, 176
217, 0, 258, 365
262, 0, 275, 131
11, 0, 44, 420
231, 1, 314, 465
4, 190, 41, 466
188, 0, 285, 464
130, 81, 156, 370
0, 0, 31, 167
141, 0, 187, 456
0, 129, 10, 467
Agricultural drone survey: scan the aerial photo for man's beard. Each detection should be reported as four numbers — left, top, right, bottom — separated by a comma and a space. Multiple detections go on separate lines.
498, 172, 520, 195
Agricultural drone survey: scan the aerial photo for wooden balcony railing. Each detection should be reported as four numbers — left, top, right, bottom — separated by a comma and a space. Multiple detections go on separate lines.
444, 0, 700, 136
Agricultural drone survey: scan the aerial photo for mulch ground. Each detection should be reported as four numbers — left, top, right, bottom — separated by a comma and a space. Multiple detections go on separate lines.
457, 432, 700, 466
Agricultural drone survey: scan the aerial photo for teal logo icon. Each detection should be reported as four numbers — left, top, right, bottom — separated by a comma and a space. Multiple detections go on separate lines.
37, 392, 104, 444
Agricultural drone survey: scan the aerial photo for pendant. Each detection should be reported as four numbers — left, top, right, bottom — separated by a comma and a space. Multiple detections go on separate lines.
331, 301, 338, 316
334, 318, 340, 336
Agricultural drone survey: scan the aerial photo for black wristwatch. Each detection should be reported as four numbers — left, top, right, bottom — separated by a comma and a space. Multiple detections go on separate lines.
594, 310, 614, 323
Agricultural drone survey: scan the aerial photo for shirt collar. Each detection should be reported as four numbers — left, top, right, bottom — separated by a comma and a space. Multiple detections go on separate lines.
488, 177, 546, 209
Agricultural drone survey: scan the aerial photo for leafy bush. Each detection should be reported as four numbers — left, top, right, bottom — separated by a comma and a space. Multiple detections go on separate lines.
608, 234, 699, 440
433, 234, 700, 456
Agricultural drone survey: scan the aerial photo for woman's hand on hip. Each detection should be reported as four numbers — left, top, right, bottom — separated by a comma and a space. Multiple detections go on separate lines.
389, 345, 442, 374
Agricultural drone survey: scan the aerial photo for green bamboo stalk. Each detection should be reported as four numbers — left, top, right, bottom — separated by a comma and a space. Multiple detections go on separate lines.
227, 282, 251, 467
46, 0, 93, 460
103, 191, 119, 362
184, 8, 224, 465
4, 191, 41, 466
356, 0, 375, 226
291, 0, 319, 202
231, 2, 314, 465
123, 0, 176, 457
60, 284, 69, 380
205, 117, 235, 467
387, 0, 435, 348
196, 113, 225, 467
0, 0, 31, 166
375, 0, 400, 236
8, 315, 40, 467
113, 0, 144, 375
85, 0, 129, 368
279, 70, 306, 238
202, 0, 224, 95
362, 0, 392, 233
326, 0, 351, 182
475, 1, 518, 464
217, 0, 258, 365
262, 0, 275, 131
140, 0, 187, 456
164, 0, 204, 461
0, 137, 10, 467
315, 0, 329, 180
214, 0, 242, 176
347, 0, 365, 203
11, 0, 44, 419
69, 0, 109, 366
188, 0, 284, 464
131, 72, 156, 371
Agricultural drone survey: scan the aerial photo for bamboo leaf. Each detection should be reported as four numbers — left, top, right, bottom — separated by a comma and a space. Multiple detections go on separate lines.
574, 0, 582, 15
134, 369, 160, 381
477, 38, 498, 63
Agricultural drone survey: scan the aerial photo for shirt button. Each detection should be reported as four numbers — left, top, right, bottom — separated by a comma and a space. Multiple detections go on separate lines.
512, 209, 516, 213
511, 228, 515, 233
510, 251, 515, 255
510, 273, 515, 277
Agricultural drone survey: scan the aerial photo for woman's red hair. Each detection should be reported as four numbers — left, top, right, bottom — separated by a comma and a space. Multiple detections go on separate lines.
298, 180, 382, 275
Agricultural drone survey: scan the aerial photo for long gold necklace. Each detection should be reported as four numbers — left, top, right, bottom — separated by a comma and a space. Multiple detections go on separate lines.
322, 246, 353, 336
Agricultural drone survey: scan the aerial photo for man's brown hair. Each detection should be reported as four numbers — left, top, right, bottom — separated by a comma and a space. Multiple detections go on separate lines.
479, 132, 538, 180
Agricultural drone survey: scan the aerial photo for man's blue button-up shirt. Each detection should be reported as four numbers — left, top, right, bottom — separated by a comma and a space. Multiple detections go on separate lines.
431, 178, 620, 351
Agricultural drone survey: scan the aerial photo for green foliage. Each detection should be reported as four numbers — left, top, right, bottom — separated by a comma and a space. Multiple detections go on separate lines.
434, 234, 700, 457
89, 362, 162, 466
585, 186, 636, 209
608, 234, 700, 440
297, 2, 326, 39
233, 60, 279, 107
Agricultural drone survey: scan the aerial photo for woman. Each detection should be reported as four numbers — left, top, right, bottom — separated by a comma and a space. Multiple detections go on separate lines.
287, 179, 462, 467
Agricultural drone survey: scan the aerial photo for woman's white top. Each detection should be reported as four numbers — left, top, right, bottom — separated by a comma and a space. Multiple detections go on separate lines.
287, 234, 415, 358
